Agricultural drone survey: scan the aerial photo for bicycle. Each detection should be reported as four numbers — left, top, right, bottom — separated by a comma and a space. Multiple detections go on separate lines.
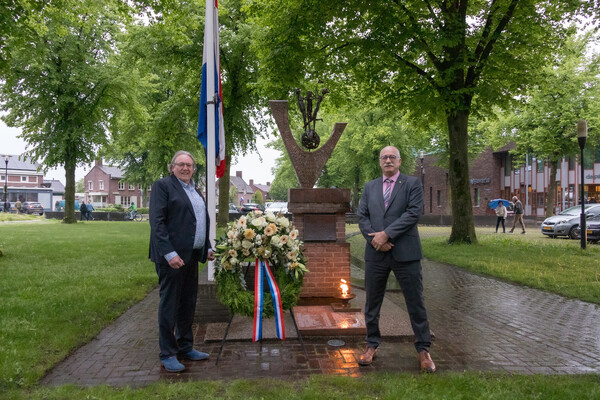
124, 210, 143, 222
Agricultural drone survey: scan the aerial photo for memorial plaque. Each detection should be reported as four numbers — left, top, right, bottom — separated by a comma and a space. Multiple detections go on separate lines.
292, 305, 366, 336
303, 214, 336, 241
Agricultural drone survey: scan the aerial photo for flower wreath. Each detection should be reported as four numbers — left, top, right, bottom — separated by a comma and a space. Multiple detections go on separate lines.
214, 210, 308, 317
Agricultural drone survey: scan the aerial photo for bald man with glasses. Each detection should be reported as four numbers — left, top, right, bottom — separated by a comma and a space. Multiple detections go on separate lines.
357, 146, 435, 373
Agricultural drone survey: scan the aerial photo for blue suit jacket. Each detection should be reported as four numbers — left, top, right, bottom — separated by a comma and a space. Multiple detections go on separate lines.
357, 173, 423, 262
149, 174, 210, 265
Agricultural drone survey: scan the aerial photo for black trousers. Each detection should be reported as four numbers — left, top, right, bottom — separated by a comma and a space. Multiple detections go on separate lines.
495, 217, 505, 232
364, 255, 431, 353
155, 258, 199, 360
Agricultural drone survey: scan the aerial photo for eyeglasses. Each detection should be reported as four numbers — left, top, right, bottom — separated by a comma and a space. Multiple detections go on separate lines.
379, 155, 399, 161
173, 162, 194, 168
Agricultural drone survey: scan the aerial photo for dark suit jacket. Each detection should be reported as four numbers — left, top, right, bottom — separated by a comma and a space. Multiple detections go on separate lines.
149, 174, 210, 265
357, 172, 423, 262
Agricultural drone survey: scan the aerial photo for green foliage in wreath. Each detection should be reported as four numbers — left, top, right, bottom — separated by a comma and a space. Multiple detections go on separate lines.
213, 210, 308, 317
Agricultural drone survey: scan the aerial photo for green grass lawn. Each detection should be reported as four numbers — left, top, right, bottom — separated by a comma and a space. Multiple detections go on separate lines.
1, 220, 599, 399
348, 225, 600, 304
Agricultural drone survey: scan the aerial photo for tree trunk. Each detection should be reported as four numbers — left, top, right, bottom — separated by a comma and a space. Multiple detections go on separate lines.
447, 109, 477, 244
217, 151, 232, 228
545, 160, 558, 218
63, 163, 77, 224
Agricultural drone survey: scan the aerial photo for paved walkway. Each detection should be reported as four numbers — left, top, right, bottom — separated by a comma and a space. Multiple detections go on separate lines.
41, 260, 600, 387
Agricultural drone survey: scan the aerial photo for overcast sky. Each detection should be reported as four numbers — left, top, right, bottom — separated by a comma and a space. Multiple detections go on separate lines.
0, 118, 280, 186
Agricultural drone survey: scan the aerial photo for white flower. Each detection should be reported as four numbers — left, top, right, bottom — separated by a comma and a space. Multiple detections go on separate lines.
228, 249, 237, 258
276, 217, 290, 228
242, 240, 253, 249
251, 216, 266, 228
227, 230, 236, 240
271, 235, 282, 247
266, 212, 276, 222
236, 216, 247, 228
289, 229, 299, 240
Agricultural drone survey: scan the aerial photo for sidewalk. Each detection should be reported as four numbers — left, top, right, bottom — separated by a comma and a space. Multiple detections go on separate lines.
41, 259, 600, 387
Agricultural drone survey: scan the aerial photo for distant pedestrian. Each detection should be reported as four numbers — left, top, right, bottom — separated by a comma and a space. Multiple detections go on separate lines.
80, 201, 87, 221
495, 202, 507, 233
15, 199, 22, 214
509, 196, 526, 234
86, 203, 95, 220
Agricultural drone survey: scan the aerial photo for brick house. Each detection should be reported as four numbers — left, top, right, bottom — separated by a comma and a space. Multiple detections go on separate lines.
84, 159, 141, 209
412, 144, 600, 217
228, 171, 254, 205
249, 179, 271, 203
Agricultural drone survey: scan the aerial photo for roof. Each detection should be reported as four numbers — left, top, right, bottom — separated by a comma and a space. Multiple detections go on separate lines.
42, 179, 66, 193
253, 183, 270, 193
229, 175, 254, 194
98, 166, 125, 179
3, 154, 40, 171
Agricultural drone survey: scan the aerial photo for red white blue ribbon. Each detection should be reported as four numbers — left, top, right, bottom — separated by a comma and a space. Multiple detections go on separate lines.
253, 259, 285, 341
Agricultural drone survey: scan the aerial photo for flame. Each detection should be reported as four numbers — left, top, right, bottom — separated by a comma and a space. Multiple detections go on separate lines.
340, 279, 349, 296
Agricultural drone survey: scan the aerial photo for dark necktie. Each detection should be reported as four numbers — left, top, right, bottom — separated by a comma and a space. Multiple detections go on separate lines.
384, 178, 393, 208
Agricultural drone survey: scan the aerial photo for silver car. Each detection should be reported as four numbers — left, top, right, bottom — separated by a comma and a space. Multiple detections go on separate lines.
540, 204, 600, 239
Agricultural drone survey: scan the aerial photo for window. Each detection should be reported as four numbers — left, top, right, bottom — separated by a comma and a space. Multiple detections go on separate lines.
537, 192, 544, 207
138, 184, 143, 190
0, 175, 4, 181
505, 154, 511, 176
128, 183, 135, 190
21, 176, 27, 182
118, 182, 124, 190
437, 190, 441, 207
526, 154, 532, 171
536, 158, 544, 173
474, 188, 480, 207
569, 156, 575, 170
88, 181, 93, 191
99, 180, 104, 190
121, 196, 131, 207
584, 147, 594, 169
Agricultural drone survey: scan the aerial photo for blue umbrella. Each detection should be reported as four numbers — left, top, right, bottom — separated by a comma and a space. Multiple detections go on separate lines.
488, 198, 510, 209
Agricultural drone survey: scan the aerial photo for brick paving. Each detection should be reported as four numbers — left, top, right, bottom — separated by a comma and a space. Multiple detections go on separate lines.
41, 259, 600, 388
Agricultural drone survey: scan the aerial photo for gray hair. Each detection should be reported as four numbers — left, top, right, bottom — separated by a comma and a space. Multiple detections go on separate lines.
168, 150, 196, 173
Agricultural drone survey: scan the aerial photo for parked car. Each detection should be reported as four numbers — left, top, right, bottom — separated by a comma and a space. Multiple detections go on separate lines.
582, 214, 600, 243
228, 203, 239, 213
265, 201, 288, 214
540, 204, 600, 239
21, 202, 45, 215
0, 202, 16, 213
240, 202, 262, 212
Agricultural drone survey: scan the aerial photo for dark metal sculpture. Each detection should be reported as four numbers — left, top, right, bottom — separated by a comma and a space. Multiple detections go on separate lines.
295, 85, 329, 150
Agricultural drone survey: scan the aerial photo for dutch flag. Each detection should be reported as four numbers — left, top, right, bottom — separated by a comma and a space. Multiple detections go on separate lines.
198, 0, 226, 178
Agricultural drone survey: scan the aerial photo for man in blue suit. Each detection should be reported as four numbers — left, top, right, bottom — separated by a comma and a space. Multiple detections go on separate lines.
149, 150, 215, 372
357, 145, 435, 373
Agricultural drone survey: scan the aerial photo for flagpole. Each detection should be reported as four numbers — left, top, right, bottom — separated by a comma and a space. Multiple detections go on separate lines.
205, 0, 216, 281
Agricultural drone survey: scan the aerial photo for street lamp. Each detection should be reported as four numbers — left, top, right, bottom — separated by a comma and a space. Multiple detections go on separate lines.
419, 150, 425, 214
577, 120, 587, 250
3, 155, 9, 213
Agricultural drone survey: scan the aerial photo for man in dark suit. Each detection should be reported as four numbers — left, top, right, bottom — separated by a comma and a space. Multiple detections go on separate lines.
357, 145, 435, 373
149, 150, 215, 372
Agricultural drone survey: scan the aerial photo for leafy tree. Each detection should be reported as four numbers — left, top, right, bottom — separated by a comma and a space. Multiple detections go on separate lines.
251, 190, 263, 204
1, 0, 132, 223
75, 178, 85, 194
248, 0, 591, 243
484, 33, 600, 217
229, 184, 238, 205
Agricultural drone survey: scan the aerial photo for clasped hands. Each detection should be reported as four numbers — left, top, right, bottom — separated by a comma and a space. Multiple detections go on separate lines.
368, 231, 394, 252
168, 250, 216, 269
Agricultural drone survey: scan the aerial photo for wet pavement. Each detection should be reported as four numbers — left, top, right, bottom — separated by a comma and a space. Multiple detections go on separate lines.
41, 259, 600, 388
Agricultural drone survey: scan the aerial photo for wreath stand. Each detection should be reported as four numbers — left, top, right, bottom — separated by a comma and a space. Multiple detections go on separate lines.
215, 261, 309, 365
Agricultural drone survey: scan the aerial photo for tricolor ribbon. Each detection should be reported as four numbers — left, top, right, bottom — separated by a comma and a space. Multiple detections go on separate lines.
253, 259, 285, 342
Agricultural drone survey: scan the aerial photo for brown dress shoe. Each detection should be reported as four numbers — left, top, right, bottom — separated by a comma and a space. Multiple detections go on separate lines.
358, 347, 378, 366
418, 350, 436, 373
